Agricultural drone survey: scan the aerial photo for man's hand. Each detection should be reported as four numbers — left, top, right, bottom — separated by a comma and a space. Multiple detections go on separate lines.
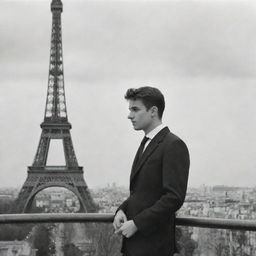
113, 209, 127, 231
115, 220, 138, 238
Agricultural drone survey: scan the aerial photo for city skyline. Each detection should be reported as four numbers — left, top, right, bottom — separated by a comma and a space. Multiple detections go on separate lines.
0, 0, 256, 189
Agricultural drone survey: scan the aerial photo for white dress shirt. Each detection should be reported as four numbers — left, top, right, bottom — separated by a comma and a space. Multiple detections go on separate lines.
143, 123, 167, 151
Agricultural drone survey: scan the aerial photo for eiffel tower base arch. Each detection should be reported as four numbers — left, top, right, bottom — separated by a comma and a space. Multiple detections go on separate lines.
15, 167, 97, 213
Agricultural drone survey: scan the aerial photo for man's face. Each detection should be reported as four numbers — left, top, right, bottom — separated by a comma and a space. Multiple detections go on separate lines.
128, 99, 153, 132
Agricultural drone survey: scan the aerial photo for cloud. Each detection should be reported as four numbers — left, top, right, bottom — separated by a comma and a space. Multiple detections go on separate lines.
60, 0, 256, 79
2, 0, 256, 85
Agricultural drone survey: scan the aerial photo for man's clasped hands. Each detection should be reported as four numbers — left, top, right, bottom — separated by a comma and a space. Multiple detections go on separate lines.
113, 209, 138, 238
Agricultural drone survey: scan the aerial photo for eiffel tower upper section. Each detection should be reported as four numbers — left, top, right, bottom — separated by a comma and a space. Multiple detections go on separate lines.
44, 0, 68, 125
32, 0, 78, 168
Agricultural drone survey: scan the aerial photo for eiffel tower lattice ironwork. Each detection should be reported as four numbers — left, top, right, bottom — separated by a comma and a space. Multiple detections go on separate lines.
15, 0, 96, 213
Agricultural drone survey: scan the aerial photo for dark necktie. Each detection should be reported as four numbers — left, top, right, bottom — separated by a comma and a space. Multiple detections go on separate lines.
137, 136, 149, 161
131, 136, 149, 178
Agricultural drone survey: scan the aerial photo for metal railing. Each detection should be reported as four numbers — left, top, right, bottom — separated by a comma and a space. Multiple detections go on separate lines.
1, 213, 256, 231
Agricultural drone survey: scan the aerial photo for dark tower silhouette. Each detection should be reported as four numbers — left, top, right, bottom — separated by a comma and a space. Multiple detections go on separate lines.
15, 0, 96, 213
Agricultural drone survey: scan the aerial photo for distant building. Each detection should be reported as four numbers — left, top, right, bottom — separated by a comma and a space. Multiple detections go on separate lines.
66, 198, 73, 208
36, 199, 50, 208
212, 185, 240, 193
50, 192, 65, 201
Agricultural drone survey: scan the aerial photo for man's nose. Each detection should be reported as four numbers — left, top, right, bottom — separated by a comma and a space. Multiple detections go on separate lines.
128, 112, 133, 119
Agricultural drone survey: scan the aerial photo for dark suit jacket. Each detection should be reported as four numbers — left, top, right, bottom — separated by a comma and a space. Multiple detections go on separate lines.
118, 127, 190, 256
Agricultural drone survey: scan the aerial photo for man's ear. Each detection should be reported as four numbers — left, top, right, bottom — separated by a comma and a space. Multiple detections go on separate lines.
151, 106, 158, 117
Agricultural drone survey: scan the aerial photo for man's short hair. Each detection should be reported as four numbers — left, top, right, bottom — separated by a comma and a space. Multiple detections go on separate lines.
125, 86, 165, 119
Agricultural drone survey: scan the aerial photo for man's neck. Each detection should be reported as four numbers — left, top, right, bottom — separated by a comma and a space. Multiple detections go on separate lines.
144, 121, 162, 135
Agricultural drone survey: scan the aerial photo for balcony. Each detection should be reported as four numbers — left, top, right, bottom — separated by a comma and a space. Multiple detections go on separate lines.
1, 213, 256, 256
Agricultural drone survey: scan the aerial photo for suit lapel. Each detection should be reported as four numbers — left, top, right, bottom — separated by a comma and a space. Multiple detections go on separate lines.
130, 127, 170, 182
131, 142, 142, 172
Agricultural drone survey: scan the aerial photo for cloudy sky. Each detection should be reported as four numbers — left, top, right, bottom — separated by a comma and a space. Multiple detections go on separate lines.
0, 0, 256, 189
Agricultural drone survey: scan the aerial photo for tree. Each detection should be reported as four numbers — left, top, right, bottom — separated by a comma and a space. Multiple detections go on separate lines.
0, 224, 33, 241
64, 243, 83, 256
0, 198, 14, 213
231, 230, 249, 256
31, 224, 52, 256
92, 223, 122, 256
176, 227, 198, 256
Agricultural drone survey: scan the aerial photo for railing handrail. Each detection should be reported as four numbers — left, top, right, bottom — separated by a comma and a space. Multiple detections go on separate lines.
0, 213, 256, 231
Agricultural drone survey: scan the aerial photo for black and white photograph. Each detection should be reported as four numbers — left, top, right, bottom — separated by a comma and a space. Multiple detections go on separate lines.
0, 0, 256, 255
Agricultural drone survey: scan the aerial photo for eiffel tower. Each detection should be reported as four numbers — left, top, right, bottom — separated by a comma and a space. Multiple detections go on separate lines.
15, 0, 96, 213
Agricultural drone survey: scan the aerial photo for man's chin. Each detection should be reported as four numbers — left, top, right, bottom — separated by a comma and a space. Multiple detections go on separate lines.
133, 126, 141, 131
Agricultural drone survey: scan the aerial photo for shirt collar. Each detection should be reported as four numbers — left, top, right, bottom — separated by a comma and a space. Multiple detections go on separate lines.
146, 123, 166, 140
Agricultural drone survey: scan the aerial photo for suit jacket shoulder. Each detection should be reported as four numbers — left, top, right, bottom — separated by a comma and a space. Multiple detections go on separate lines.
160, 128, 189, 153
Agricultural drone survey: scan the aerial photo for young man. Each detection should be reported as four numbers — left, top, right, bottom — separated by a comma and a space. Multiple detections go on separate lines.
113, 86, 190, 256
